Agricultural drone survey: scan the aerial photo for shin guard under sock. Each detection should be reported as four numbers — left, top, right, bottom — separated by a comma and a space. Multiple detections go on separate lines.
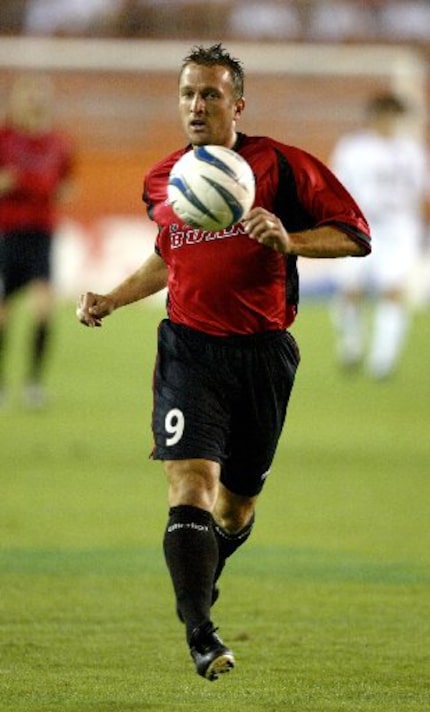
163, 505, 218, 643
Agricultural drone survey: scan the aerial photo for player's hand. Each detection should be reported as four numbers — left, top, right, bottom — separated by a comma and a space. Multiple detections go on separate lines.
243, 208, 291, 254
76, 292, 115, 328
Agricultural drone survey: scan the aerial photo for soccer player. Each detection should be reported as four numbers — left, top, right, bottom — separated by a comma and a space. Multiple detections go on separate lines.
0, 74, 74, 408
330, 92, 428, 379
77, 44, 371, 680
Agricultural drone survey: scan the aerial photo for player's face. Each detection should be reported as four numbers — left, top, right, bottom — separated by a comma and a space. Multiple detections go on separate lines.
178, 63, 245, 148
8, 75, 54, 134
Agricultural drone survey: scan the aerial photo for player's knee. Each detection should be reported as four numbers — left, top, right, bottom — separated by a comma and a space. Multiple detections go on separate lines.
164, 458, 220, 510
214, 490, 256, 534
218, 508, 254, 535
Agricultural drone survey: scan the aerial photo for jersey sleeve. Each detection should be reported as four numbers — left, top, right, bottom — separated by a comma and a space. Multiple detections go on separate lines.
281, 144, 372, 253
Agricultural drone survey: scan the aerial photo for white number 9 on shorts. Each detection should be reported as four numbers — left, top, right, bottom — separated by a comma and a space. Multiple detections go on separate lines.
165, 408, 185, 446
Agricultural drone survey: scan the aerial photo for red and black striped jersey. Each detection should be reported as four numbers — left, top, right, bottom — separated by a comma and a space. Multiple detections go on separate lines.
143, 133, 371, 336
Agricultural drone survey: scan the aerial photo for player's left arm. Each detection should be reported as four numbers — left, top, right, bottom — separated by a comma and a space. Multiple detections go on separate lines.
246, 145, 371, 257
244, 208, 368, 257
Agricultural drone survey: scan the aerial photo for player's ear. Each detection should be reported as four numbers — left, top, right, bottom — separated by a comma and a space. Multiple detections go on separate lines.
234, 97, 245, 120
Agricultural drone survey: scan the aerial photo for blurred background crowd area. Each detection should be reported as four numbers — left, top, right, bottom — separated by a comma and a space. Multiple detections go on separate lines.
1, 1, 429, 300
1, 0, 430, 45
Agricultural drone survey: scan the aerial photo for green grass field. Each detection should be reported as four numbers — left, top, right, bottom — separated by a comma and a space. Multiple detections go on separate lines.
1, 297, 429, 711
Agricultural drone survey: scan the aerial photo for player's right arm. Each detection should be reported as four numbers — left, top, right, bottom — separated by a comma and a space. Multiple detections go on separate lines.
77, 252, 168, 327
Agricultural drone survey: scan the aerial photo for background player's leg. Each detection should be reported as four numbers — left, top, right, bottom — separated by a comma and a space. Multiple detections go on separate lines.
368, 294, 408, 379
25, 279, 53, 407
333, 291, 365, 369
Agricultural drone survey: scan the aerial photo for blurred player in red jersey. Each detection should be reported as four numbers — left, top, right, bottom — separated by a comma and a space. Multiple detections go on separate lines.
77, 44, 371, 680
0, 74, 74, 408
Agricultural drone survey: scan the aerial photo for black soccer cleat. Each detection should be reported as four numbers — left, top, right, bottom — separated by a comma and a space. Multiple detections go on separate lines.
189, 622, 235, 681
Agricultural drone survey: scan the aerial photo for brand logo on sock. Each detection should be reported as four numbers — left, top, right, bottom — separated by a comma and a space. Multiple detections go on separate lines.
167, 522, 210, 533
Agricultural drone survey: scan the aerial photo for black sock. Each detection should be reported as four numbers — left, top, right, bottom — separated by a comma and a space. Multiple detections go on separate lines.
163, 505, 218, 643
29, 321, 50, 382
213, 513, 255, 585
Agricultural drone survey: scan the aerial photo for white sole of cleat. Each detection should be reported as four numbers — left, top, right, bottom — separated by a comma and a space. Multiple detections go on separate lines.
205, 653, 235, 680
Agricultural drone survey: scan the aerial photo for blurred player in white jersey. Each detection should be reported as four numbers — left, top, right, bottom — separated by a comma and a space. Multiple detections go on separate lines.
330, 92, 428, 379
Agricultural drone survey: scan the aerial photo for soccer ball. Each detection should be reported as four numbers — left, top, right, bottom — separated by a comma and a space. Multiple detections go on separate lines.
167, 145, 255, 231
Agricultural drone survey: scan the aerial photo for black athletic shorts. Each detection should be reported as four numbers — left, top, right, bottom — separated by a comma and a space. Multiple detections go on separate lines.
0, 229, 52, 299
152, 319, 300, 497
